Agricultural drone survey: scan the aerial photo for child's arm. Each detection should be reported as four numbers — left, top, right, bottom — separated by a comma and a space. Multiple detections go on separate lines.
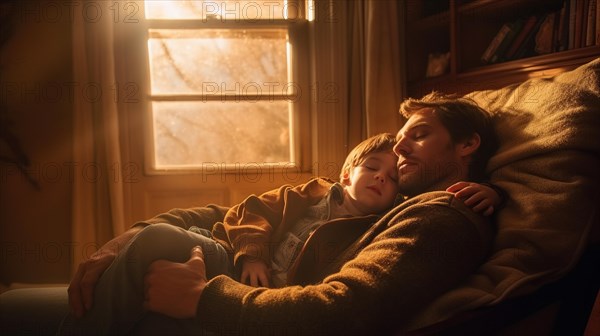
446, 181, 505, 216
241, 257, 271, 287
212, 178, 332, 285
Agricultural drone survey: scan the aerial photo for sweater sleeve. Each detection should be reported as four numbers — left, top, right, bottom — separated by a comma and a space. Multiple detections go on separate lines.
195, 201, 493, 335
132, 204, 229, 231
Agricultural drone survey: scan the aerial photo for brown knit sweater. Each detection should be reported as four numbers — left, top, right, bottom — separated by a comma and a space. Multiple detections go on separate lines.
138, 179, 492, 335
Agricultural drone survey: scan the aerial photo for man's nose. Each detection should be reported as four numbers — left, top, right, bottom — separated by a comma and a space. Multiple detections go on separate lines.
393, 139, 410, 156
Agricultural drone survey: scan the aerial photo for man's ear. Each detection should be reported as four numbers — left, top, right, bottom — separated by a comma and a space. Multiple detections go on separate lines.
458, 133, 481, 157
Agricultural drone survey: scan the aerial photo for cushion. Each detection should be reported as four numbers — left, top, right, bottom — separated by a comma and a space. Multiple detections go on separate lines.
407, 57, 600, 329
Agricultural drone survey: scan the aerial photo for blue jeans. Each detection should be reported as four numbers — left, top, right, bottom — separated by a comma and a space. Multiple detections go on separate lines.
58, 224, 233, 335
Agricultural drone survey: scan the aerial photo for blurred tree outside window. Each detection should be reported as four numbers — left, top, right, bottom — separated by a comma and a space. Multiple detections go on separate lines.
145, 0, 307, 169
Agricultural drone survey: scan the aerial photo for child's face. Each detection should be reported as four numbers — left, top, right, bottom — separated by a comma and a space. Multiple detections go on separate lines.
342, 151, 400, 215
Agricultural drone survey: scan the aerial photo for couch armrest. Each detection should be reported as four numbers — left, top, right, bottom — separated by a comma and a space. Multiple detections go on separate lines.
0, 286, 69, 335
406, 244, 600, 335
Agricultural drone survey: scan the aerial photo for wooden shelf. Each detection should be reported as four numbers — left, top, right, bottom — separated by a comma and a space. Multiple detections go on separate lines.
405, 0, 600, 97
460, 46, 600, 77
411, 11, 450, 32
458, 0, 561, 16
408, 47, 600, 97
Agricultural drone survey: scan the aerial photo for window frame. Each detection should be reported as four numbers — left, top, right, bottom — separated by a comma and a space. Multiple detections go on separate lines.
140, 1, 312, 175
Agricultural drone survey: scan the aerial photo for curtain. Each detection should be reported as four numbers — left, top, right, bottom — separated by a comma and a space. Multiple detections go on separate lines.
299, 0, 407, 177
346, 0, 405, 148
71, 0, 126, 273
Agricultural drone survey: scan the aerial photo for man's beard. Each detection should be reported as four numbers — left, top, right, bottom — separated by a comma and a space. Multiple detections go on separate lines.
397, 162, 463, 197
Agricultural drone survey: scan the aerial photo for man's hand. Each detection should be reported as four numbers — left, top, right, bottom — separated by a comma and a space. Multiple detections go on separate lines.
143, 246, 207, 319
446, 181, 501, 216
68, 250, 117, 318
67, 226, 144, 318
241, 258, 271, 287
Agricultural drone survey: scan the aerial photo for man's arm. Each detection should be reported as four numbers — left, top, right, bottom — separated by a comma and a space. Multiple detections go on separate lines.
146, 198, 493, 335
68, 204, 229, 317
68, 225, 144, 318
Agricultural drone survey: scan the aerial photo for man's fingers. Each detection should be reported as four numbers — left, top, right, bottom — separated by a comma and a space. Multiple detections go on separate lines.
148, 259, 171, 272
483, 206, 494, 216
143, 256, 207, 318
186, 246, 207, 280
187, 246, 205, 265
79, 268, 102, 311
68, 288, 84, 318
67, 265, 85, 318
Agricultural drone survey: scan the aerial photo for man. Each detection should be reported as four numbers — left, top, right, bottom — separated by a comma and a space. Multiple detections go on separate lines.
67, 92, 497, 335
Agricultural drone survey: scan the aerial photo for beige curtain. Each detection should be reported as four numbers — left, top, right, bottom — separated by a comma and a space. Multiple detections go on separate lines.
298, 0, 407, 177
71, 0, 126, 273
345, 0, 405, 148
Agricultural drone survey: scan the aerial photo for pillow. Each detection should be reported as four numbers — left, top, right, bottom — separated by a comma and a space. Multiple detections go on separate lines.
407, 57, 600, 329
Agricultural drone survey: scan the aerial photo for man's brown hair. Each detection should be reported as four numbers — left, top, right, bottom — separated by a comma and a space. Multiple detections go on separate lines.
399, 91, 497, 181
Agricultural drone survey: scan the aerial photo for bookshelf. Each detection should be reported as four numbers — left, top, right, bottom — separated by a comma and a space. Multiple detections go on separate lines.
405, 0, 600, 97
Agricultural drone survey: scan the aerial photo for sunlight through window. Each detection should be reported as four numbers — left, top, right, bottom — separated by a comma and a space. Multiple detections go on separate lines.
143, 1, 307, 170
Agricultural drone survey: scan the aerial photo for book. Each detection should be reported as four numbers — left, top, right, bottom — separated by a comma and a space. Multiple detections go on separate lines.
514, 14, 547, 59
581, 0, 589, 45
597, 0, 600, 45
505, 16, 539, 60
481, 23, 512, 63
574, 0, 585, 48
552, 8, 562, 52
557, 1, 570, 51
535, 13, 557, 54
586, 0, 597, 46
490, 19, 524, 63
569, 0, 577, 49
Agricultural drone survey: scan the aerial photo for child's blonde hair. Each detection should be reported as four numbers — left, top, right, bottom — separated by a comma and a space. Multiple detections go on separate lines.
340, 133, 397, 181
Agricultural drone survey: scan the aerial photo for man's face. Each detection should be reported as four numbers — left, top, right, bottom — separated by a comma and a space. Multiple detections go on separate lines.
393, 108, 464, 196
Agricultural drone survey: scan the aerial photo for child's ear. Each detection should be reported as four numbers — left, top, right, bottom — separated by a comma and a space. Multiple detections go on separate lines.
458, 133, 481, 157
340, 171, 351, 185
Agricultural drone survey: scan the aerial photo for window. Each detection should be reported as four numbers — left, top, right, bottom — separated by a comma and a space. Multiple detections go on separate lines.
143, 0, 310, 171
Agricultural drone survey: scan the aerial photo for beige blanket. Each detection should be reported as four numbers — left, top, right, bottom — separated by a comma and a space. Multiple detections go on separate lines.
407, 58, 600, 329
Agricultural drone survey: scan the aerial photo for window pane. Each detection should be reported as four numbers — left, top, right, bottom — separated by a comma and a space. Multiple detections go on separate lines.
145, 0, 291, 20
152, 101, 292, 167
148, 29, 289, 94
